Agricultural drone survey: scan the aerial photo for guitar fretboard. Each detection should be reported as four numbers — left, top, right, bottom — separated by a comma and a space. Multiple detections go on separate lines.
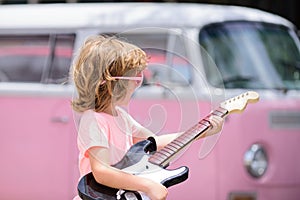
148, 107, 228, 167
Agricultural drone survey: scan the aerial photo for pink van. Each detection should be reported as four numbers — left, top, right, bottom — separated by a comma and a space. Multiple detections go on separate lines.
0, 3, 299, 200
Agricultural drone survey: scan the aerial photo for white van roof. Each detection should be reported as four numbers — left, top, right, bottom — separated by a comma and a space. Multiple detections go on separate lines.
0, 3, 294, 30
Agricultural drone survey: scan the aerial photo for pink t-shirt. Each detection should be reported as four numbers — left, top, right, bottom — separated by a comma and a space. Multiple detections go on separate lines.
77, 106, 144, 176
73, 107, 145, 200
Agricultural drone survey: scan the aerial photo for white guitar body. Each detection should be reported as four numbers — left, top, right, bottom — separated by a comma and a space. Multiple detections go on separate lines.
120, 155, 188, 200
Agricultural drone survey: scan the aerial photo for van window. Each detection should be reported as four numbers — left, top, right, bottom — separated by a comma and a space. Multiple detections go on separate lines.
116, 32, 192, 86
0, 34, 74, 84
199, 22, 300, 90
45, 34, 75, 84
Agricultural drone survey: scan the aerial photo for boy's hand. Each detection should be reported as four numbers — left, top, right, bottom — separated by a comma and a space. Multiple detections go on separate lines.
144, 179, 168, 200
206, 115, 224, 136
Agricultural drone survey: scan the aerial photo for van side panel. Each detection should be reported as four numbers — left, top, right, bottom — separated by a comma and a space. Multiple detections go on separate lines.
0, 95, 78, 199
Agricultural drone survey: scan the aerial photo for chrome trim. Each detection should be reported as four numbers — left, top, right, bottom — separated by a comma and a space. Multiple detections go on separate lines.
269, 111, 300, 129
0, 83, 74, 97
244, 144, 268, 178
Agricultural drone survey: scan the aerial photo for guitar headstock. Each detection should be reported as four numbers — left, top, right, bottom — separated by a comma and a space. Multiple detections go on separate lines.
220, 91, 259, 114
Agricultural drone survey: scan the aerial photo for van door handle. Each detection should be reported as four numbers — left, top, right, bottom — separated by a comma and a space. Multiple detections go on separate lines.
51, 116, 69, 124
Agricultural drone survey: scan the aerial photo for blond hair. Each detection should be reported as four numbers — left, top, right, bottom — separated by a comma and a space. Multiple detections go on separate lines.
71, 35, 147, 113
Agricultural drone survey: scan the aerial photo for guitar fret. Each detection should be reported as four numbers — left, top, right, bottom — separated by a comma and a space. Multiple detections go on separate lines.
191, 123, 203, 130
160, 149, 173, 157
178, 124, 207, 142
165, 144, 177, 151
212, 107, 228, 117
173, 139, 184, 146
176, 137, 189, 144
218, 107, 228, 114
149, 153, 166, 165
188, 128, 201, 135
211, 110, 222, 117
169, 142, 181, 150
149, 159, 162, 166
185, 124, 202, 135
155, 151, 168, 159
174, 137, 185, 145
213, 111, 223, 117
151, 154, 166, 163
199, 120, 210, 126
177, 136, 190, 143
181, 133, 194, 141
184, 124, 208, 138
164, 145, 176, 153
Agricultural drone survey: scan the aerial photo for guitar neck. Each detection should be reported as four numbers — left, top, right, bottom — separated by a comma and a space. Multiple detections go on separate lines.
148, 107, 228, 168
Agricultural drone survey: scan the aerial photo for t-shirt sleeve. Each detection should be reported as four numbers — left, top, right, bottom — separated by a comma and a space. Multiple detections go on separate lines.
127, 113, 144, 135
77, 110, 109, 158
117, 107, 154, 139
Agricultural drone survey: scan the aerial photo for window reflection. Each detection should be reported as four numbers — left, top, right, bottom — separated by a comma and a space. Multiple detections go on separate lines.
0, 34, 74, 84
199, 22, 300, 90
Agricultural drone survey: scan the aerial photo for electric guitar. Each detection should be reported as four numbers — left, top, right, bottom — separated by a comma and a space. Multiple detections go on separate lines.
77, 91, 259, 200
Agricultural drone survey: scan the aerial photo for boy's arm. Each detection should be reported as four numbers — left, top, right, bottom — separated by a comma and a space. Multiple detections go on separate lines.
133, 115, 224, 150
132, 125, 180, 150
88, 147, 168, 200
